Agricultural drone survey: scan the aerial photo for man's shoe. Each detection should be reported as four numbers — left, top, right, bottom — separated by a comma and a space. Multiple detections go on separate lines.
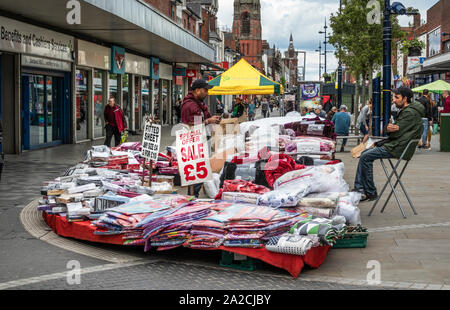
360, 194, 378, 202
340, 146, 345, 152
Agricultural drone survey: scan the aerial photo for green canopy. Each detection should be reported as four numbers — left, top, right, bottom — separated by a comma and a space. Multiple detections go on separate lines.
412, 80, 450, 94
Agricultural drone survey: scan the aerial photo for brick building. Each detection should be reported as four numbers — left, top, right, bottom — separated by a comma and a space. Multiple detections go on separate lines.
283, 34, 299, 90
231, 0, 263, 71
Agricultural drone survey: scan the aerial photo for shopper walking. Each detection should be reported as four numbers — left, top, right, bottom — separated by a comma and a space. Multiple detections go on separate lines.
443, 90, 450, 113
104, 96, 127, 147
332, 105, 351, 152
248, 99, 256, 121
417, 89, 432, 149
424, 92, 435, 149
261, 98, 269, 118
357, 99, 372, 144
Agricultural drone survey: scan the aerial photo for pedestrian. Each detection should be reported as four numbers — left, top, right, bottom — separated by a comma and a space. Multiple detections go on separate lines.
443, 90, 450, 113
216, 98, 224, 115
248, 99, 256, 121
180, 79, 221, 198
279, 97, 285, 117
424, 92, 435, 149
323, 98, 332, 113
356, 99, 373, 144
432, 96, 440, 134
352, 86, 424, 202
104, 96, 127, 148
301, 107, 307, 116
326, 106, 337, 121
232, 97, 245, 119
261, 97, 270, 118
417, 89, 433, 149
314, 106, 326, 118
269, 98, 274, 113
332, 105, 351, 152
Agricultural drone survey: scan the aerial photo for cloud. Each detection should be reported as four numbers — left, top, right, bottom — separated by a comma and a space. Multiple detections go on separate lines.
217, 0, 439, 81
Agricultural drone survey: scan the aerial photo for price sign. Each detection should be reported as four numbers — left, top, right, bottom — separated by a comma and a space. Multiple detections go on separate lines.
176, 125, 212, 186
142, 122, 161, 161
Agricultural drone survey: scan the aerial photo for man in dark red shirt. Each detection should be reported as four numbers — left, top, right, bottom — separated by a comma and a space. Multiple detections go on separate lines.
104, 96, 127, 147
180, 79, 220, 198
443, 90, 450, 114
181, 79, 220, 126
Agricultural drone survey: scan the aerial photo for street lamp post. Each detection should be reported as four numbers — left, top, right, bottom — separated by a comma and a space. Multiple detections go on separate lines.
379, 1, 419, 136
337, 0, 343, 109
319, 19, 331, 75
315, 42, 322, 80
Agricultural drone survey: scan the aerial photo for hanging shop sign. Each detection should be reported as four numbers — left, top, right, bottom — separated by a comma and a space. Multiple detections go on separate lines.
125, 53, 150, 76
77, 39, 110, 70
111, 46, 125, 74
173, 67, 187, 77
175, 76, 184, 85
142, 121, 161, 162
151, 57, 160, 80
186, 69, 197, 78
0, 16, 73, 61
176, 125, 213, 186
22, 55, 71, 72
159, 62, 173, 81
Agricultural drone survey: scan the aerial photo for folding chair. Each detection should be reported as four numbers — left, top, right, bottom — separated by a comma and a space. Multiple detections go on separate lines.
368, 139, 420, 219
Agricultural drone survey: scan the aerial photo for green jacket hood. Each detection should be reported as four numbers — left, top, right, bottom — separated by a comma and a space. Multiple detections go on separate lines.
407, 101, 425, 118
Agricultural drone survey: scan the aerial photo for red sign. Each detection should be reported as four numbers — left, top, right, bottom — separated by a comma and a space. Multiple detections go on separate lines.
221, 62, 229, 70
175, 76, 184, 85
186, 69, 197, 78
176, 126, 212, 186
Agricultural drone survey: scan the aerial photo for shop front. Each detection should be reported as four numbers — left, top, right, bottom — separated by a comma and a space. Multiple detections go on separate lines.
0, 16, 73, 153
75, 39, 111, 142
124, 53, 151, 132
158, 63, 173, 126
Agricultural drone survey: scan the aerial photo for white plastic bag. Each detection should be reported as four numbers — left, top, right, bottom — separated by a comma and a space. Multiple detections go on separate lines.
336, 195, 361, 226
204, 173, 221, 199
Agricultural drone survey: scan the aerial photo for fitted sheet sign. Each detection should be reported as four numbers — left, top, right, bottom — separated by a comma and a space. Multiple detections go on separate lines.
141, 122, 161, 162
176, 125, 212, 186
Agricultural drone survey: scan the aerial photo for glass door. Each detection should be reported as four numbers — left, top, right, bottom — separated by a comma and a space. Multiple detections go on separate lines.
134, 76, 141, 130
22, 74, 63, 149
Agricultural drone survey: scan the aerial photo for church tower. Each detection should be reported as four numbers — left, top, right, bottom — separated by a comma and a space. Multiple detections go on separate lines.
232, 0, 263, 71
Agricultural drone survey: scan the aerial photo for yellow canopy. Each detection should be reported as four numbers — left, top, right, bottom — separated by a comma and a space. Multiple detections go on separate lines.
208, 58, 284, 95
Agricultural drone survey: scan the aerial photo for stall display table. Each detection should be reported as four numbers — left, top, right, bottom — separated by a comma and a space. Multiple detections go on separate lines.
42, 212, 331, 278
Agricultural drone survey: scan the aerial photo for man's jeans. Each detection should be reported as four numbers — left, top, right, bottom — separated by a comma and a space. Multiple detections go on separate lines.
354, 146, 393, 196
421, 118, 429, 146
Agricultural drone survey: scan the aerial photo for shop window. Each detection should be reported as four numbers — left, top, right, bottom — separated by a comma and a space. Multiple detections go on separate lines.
142, 78, 150, 124
93, 70, 104, 138
76, 69, 89, 141
122, 74, 132, 129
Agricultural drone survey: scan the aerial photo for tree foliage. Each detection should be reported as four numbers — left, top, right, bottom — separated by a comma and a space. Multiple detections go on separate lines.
329, 0, 405, 81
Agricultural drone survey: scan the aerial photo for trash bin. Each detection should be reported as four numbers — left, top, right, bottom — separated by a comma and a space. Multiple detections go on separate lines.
440, 113, 450, 152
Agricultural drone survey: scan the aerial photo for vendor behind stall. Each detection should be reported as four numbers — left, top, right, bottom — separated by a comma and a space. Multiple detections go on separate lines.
181, 79, 221, 197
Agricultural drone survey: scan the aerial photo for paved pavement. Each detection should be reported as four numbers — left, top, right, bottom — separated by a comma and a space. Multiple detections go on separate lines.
1, 107, 450, 290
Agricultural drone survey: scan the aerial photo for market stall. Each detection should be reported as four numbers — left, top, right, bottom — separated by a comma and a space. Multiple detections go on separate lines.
36, 66, 367, 279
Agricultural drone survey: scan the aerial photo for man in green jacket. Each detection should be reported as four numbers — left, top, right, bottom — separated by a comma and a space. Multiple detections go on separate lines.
353, 86, 425, 201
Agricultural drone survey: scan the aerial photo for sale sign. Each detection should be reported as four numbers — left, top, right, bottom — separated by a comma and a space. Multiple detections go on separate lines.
142, 122, 161, 162
176, 125, 212, 186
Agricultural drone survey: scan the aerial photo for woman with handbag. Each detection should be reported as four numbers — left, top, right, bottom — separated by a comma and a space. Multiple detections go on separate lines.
104, 96, 128, 147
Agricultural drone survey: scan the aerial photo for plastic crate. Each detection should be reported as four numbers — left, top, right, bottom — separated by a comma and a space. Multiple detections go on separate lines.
220, 251, 259, 271
333, 232, 369, 249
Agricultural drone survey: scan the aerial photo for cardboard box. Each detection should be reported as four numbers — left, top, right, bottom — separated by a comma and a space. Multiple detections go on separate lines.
210, 148, 237, 173
211, 118, 240, 152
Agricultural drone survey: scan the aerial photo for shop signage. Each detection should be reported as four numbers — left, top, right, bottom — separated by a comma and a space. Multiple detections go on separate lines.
186, 69, 197, 78
159, 62, 173, 80
111, 46, 125, 74
0, 16, 73, 61
151, 57, 160, 80
176, 125, 213, 186
141, 122, 161, 162
173, 67, 187, 77
77, 39, 110, 70
22, 55, 71, 72
407, 57, 421, 70
125, 53, 150, 76
175, 76, 184, 85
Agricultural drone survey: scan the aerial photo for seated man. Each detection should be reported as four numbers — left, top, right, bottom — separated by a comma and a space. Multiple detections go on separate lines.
353, 87, 424, 201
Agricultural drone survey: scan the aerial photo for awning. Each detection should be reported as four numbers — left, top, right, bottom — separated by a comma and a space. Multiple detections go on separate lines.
0, 0, 214, 63
208, 58, 284, 95
411, 80, 450, 94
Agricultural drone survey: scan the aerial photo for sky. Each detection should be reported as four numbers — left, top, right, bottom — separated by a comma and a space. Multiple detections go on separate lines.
217, 0, 440, 81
